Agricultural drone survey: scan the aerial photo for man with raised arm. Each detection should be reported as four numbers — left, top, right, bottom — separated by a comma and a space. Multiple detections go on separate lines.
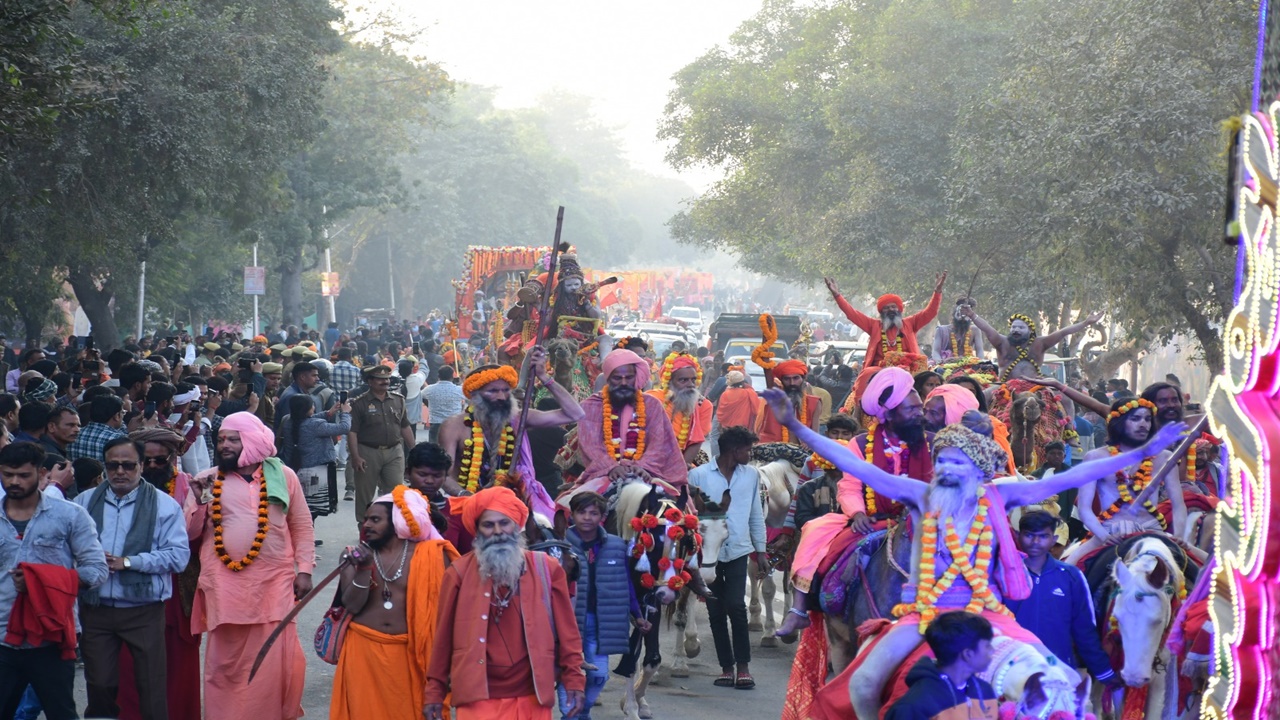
760, 388, 1185, 720
961, 307, 1103, 382
823, 273, 946, 370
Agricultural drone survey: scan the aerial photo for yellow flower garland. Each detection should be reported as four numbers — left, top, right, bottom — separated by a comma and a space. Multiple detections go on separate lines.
949, 328, 971, 358
459, 407, 516, 493
603, 391, 646, 461
862, 423, 908, 515
999, 314, 1041, 381
892, 487, 1009, 632
211, 471, 269, 572
809, 452, 836, 471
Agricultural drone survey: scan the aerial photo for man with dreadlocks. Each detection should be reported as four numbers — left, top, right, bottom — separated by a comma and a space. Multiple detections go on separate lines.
824, 273, 947, 370
1061, 397, 1188, 565
762, 389, 1187, 720
930, 297, 985, 362
645, 353, 713, 467
438, 347, 584, 518
962, 306, 1103, 381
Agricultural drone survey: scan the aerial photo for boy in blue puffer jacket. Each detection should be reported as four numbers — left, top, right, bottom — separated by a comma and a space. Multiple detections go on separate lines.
557, 491, 645, 720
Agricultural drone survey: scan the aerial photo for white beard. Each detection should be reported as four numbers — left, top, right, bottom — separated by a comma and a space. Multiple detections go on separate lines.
882, 314, 905, 333
671, 386, 701, 417
475, 531, 527, 589
925, 481, 973, 520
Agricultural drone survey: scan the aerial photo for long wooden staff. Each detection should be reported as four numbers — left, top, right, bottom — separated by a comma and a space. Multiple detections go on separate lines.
511, 207, 568, 459
1131, 416, 1208, 508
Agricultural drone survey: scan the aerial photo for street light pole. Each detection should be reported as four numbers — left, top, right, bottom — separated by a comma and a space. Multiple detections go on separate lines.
253, 241, 260, 336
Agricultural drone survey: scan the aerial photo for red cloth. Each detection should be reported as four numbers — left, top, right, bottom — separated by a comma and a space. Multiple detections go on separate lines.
449, 486, 530, 535
4, 563, 80, 659
833, 291, 941, 370
774, 359, 809, 377
782, 613, 828, 720
116, 594, 203, 719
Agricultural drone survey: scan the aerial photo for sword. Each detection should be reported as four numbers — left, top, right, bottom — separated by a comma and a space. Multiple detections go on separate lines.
247, 558, 351, 683
1131, 416, 1208, 509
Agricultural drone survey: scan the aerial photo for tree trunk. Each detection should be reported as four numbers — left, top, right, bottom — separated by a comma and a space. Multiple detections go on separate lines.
67, 267, 121, 352
279, 248, 305, 327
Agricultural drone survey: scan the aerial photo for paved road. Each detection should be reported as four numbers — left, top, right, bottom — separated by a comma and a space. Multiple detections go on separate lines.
70, 474, 799, 718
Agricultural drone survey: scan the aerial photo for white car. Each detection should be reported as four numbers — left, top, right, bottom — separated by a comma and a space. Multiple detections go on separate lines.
724, 338, 790, 391
669, 306, 704, 334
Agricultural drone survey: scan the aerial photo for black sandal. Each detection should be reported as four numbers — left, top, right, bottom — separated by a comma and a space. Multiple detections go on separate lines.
735, 673, 756, 689
713, 671, 736, 687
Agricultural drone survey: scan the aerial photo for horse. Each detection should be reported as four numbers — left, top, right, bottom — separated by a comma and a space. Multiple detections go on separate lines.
979, 636, 1089, 719
748, 457, 801, 646
668, 485, 734, 679
1094, 536, 1187, 720
821, 517, 912, 674
611, 480, 731, 720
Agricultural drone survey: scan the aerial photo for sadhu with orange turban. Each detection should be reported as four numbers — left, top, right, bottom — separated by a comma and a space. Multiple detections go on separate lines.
755, 358, 820, 444
822, 272, 947, 371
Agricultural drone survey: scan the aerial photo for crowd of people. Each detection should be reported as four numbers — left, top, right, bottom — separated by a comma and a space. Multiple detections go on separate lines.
0, 272, 1222, 720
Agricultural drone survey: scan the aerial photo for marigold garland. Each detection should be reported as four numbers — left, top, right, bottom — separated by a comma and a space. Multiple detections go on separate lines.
892, 487, 1010, 632
949, 328, 972, 358
460, 406, 516, 493
603, 390, 646, 461
861, 423, 913, 516
999, 314, 1041, 381
1086, 447, 1166, 536
391, 485, 422, 539
165, 466, 178, 497
659, 352, 704, 390
462, 365, 520, 399
780, 392, 808, 445
809, 452, 836, 472
1185, 442, 1197, 484
880, 331, 905, 357
211, 471, 269, 572
751, 314, 779, 370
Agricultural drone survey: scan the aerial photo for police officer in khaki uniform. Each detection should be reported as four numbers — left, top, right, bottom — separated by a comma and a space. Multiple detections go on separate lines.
347, 364, 416, 518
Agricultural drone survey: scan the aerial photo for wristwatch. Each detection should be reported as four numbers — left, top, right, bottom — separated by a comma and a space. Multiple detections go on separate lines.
122, 557, 132, 570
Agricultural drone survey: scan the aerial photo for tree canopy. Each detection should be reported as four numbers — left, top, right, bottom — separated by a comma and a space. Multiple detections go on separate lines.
661, 0, 1254, 372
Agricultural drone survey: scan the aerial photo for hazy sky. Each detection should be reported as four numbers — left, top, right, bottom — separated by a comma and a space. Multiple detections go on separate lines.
389, 0, 765, 190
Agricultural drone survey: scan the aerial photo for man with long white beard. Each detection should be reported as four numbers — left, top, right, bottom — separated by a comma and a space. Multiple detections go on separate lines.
824, 273, 947, 370
426, 487, 585, 720
962, 306, 1103, 382
754, 359, 821, 445
438, 347, 584, 518
761, 388, 1186, 720
646, 353, 713, 467
930, 296, 986, 362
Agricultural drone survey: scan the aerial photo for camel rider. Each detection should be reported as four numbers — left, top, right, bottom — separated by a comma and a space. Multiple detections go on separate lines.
761, 386, 1187, 720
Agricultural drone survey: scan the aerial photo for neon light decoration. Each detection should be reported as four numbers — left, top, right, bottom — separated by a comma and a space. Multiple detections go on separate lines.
1203, 95, 1280, 718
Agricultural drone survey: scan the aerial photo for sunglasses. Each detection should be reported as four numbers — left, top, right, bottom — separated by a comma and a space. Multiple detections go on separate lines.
143, 456, 172, 466
105, 461, 139, 472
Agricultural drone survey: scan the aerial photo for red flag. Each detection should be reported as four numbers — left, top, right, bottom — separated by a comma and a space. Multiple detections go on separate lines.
600, 289, 620, 309
649, 295, 664, 320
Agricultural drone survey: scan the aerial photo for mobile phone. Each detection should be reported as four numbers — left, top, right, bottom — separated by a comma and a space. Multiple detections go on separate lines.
412, 342, 421, 355
144, 402, 156, 420
71, 372, 82, 389
84, 335, 94, 351
339, 390, 348, 403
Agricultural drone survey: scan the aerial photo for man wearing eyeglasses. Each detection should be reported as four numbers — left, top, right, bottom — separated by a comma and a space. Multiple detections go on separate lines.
73, 436, 190, 720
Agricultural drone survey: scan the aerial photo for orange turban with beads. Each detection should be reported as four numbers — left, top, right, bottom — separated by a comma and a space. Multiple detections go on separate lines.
448, 486, 529, 534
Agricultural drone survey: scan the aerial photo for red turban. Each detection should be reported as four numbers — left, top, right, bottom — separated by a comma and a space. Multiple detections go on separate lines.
876, 294, 904, 313
448, 486, 530, 535
670, 355, 699, 373
773, 359, 809, 377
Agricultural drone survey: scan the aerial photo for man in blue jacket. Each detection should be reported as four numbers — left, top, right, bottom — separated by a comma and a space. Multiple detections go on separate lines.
1004, 510, 1117, 686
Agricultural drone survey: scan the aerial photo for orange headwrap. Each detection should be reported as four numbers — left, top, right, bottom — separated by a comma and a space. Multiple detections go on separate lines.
773, 359, 809, 377
876, 294, 904, 313
670, 355, 699, 373
448, 486, 529, 535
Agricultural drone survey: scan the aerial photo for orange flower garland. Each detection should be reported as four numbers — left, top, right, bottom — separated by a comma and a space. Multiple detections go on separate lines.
780, 393, 808, 445
165, 466, 178, 497
809, 452, 836, 472
658, 352, 704, 390
1087, 448, 1166, 536
949, 329, 971, 358
751, 314, 779, 370
892, 487, 1008, 632
1106, 397, 1156, 423
211, 471, 269, 572
863, 424, 908, 516
462, 365, 520, 399
879, 331, 904, 356
391, 485, 422, 539
1185, 442, 1197, 483
603, 390, 646, 461
459, 407, 515, 493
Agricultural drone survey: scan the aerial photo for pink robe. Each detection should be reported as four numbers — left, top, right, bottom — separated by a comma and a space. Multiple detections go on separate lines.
565, 393, 689, 504
184, 464, 316, 720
